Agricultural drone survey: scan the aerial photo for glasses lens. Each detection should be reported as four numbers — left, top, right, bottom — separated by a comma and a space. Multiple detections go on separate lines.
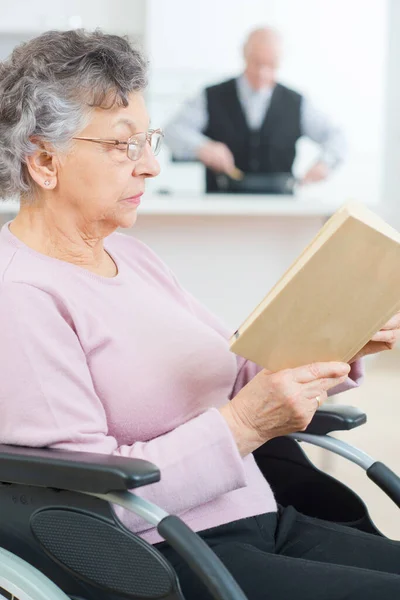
127, 134, 145, 161
151, 131, 163, 156
127, 131, 163, 160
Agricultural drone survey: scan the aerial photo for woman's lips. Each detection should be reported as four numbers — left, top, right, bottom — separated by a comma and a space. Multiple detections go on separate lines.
122, 193, 143, 206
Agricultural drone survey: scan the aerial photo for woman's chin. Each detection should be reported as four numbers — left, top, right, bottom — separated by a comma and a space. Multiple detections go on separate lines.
116, 209, 139, 229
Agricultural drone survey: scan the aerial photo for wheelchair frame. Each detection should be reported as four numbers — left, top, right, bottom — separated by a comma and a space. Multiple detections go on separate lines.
1, 403, 399, 600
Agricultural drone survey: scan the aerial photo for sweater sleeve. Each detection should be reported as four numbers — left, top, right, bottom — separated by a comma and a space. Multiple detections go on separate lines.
0, 282, 247, 527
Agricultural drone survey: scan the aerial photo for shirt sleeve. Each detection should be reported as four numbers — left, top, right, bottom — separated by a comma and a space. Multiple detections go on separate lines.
0, 282, 247, 528
328, 360, 364, 395
300, 96, 348, 169
163, 90, 211, 160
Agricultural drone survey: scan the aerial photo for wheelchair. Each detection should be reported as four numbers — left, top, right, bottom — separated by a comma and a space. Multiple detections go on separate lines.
1, 403, 400, 600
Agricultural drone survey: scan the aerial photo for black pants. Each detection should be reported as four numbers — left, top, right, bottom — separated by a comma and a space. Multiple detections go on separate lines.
155, 506, 400, 600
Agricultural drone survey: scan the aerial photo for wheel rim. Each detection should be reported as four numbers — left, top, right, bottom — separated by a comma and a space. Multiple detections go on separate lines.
0, 548, 69, 600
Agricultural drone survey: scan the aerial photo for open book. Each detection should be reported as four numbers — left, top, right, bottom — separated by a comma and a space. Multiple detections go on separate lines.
229, 202, 400, 371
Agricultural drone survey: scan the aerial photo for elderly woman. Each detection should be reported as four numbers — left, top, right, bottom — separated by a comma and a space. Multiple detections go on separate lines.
0, 30, 399, 600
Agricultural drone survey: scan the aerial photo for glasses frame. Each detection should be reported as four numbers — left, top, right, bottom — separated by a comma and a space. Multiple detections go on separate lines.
72, 128, 163, 161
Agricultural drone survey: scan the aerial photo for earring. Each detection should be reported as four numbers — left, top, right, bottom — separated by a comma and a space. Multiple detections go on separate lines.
44, 180, 50, 187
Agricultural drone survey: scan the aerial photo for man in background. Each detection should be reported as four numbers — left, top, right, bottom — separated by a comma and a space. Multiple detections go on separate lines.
164, 27, 347, 193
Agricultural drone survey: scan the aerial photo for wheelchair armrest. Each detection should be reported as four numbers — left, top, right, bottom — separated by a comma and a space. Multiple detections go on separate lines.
304, 404, 367, 435
0, 444, 160, 493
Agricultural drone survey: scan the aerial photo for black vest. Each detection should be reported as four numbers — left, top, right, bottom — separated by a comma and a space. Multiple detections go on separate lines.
204, 79, 302, 192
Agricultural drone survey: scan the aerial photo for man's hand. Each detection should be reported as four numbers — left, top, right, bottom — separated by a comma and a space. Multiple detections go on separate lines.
349, 312, 400, 362
196, 141, 236, 175
301, 161, 330, 184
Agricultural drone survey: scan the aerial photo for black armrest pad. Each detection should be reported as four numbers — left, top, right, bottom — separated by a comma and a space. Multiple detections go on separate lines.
0, 445, 160, 493
304, 405, 367, 435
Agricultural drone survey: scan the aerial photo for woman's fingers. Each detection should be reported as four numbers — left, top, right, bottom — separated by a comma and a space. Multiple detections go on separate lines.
312, 391, 328, 408
369, 312, 400, 343
370, 328, 399, 344
292, 362, 350, 384
303, 374, 349, 398
378, 312, 400, 331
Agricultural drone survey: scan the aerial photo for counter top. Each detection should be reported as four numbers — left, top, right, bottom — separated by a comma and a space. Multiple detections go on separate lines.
136, 194, 354, 217
0, 193, 379, 217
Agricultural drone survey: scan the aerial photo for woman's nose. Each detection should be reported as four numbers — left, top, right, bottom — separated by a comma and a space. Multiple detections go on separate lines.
133, 142, 161, 178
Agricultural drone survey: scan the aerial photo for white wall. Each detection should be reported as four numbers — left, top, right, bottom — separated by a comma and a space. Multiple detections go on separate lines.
382, 0, 400, 226
0, 0, 146, 35
0, 0, 146, 64
145, 0, 388, 205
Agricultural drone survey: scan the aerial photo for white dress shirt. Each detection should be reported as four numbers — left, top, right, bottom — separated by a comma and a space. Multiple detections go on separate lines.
164, 75, 347, 169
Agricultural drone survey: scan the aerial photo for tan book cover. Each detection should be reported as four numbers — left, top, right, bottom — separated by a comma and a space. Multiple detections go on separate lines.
229, 202, 400, 371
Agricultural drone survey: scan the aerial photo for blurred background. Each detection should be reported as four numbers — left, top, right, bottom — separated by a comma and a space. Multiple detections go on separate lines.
146, 0, 387, 203
0, 0, 399, 538
0, 0, 394, 204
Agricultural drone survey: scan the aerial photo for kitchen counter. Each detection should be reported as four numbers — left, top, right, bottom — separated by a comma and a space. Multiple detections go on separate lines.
132, 194, 351, 216
0, 193, 376, 217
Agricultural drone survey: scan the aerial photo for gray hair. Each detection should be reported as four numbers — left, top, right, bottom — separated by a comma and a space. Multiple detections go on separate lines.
0, 29, 148, 199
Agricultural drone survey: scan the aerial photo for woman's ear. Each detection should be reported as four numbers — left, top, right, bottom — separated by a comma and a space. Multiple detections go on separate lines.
26, 140, 58, 190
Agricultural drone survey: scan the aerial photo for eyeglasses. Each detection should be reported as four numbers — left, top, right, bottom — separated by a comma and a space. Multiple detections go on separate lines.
72, 128, 164, 161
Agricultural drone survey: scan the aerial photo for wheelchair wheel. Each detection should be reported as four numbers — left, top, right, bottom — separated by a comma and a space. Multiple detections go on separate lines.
0, 547, 69, 600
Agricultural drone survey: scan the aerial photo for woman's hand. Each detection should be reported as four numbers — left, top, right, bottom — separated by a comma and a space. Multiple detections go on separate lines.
349, 312, 400, 363
220, 361, 350, 457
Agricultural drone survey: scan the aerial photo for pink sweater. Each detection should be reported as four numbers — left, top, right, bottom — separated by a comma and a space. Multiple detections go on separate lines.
0, 222, 362, 543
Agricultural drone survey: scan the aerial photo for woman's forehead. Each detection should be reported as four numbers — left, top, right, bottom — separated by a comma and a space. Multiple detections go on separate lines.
89, 95, 149, 132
